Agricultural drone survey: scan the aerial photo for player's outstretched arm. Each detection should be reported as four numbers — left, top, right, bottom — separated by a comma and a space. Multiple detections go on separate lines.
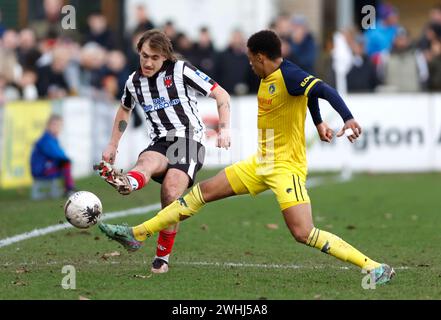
309, 82, 362, 143
102, 105, 132, 164
307, 96, 334, 143
210, 85, 231, 149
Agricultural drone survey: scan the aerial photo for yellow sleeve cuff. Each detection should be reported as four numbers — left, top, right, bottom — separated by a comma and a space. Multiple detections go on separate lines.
304, 79, 321, 97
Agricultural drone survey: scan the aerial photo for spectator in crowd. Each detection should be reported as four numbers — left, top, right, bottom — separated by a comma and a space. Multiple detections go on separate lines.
0, 30, 21, 85
419, 8, 441, 91
0, 29, 21, 102
347, 35, 378, 93
0, 75, 20, 102
381, 27, 428, 92
17, 28, 41, 70
345, 33, 378, 93
133, 4, 155, 32
0, 28, 38, 101
56, 38, 83, 96
174, 32, 196, 63
364, 3, 401, 63
289, 15, 317, 74
163, 20, 178, 48
424, 23, 441, 91
125, 29, 144, 72
84, 12, 116, 50
18, 68, 39, 100
103, 50, 130, 99
36, 46, 71, 98
422, 23, 441, 60
215, 29, 250, 95
280, 37, 297, 61
79, 42, 107, 91
192, 27, 217, 78
272, 13, 292, 41
418, 4, 441, 52
30, 114, 76, 199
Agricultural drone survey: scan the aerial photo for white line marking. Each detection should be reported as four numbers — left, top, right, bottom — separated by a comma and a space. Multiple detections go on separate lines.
0, 203, 160, 248
174, 261, 411, 270
0, 175, 349, 249
0, 259, 411, 270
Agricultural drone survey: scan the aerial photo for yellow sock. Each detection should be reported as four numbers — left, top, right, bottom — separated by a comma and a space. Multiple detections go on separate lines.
132, 184, 206, 241
307, 227, 381, 271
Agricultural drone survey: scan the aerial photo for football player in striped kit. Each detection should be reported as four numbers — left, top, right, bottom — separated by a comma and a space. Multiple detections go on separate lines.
95, 29, 231, 273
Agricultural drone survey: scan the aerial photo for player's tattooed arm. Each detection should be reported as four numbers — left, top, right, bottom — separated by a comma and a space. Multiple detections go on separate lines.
103, 105, 131, 163
118, 120, 128, 133
217, 101, 231, 127
216, 98, 231, 131
217, 100, 230, 111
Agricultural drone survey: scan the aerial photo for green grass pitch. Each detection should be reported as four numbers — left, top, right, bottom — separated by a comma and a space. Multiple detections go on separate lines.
1, 170, 440, 299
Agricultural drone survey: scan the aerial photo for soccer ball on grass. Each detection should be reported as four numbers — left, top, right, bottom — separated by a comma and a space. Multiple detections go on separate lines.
64, 191, 102, 229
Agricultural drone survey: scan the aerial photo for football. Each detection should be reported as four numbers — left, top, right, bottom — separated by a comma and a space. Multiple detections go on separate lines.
64, 191, 103, 229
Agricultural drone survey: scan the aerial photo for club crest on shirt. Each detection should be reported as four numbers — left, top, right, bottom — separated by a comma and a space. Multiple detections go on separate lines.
164, 75, 173, 88
269, 83, 276, 94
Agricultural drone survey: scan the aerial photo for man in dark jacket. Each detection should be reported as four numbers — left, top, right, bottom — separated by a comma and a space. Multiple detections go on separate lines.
215, 30, 250, 95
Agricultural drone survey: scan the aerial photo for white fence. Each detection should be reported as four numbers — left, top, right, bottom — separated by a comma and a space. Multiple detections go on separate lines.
2, 93, 440, 186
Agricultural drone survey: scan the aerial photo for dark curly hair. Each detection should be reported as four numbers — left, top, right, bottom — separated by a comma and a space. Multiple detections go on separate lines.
247, 30, 282, 60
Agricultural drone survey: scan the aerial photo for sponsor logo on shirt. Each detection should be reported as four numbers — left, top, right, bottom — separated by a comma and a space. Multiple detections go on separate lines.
300, 75, 314, 87
142, 97, 181, 112
258, 97, 273, 109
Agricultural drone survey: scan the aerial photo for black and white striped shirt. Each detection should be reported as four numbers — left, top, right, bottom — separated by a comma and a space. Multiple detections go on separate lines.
121, 60, 217, 144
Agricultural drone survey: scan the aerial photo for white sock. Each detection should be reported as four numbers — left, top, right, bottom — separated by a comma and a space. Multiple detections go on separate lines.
155, 254, 170, 263
127, 175, 139, 190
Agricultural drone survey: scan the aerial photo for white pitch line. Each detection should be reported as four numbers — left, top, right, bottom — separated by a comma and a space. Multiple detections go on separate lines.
0, 203, 161, 249
174, 261, 411, 271
1, 259, 411, 270
0, 174, 349, 249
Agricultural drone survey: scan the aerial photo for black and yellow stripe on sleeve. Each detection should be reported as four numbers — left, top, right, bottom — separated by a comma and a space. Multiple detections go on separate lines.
304, 78, 321, 97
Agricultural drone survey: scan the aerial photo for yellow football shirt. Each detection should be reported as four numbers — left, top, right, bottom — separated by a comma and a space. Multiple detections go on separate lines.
256, 59, 321, 175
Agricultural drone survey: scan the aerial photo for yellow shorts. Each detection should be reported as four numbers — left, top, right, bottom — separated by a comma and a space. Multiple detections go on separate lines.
225, 154, 310, 211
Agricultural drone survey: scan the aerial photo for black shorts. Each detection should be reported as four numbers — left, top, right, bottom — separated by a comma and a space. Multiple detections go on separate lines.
139, 137, 205, 187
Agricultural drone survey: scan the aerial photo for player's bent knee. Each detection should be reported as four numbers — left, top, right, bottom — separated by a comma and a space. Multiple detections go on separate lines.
179, 215, 191, 221
292, 228, 310, 244
161, 188, 183, 204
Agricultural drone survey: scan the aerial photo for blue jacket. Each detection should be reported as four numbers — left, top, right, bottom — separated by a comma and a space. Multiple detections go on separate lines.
364, 22, 399, 56
31, 131, 70, 179
290, 33, 317, 75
